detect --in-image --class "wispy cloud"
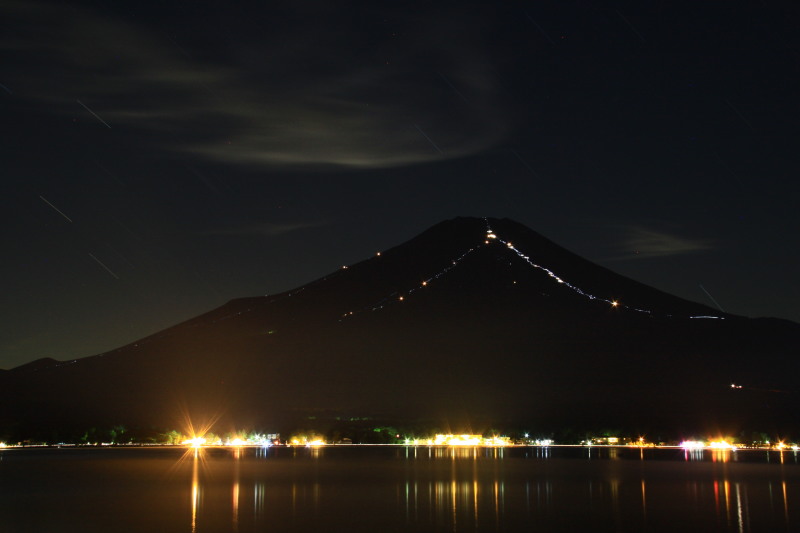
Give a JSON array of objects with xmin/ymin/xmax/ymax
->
[
  {"xmin": 2, "ymin": 1, "xmax": 509, "ymax": 169},
  {"xmin": 607, "ymin": 227, "xmax": 714, "ymax": 261}
]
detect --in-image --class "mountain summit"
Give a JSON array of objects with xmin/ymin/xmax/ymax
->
[{"xmin": 2, "ymin": 217, "xmax": 798, "ymax": 440}]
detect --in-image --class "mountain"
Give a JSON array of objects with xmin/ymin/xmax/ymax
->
[{"xmin": 2, "ymin": 217, "xmax": 798, "ymax": 441}]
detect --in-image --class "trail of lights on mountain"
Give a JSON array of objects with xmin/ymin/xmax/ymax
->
[
  {"xmin": 339, "ymin": 220, "xmax": 723, "ymax": 322},
  {"xmin": 339, "ymin": 247, "xmax": 479, "ymax": 320},
  {"xmin": 483, "ymin": 220, "xmax": 722, "ymax": 320},
  {"xmin": 125, "ymin": 219, "xmax": 723, "ymax": 333},
  {"xmin": 483, "ymin": 222, "xmax": 654, "ymax": 314}
]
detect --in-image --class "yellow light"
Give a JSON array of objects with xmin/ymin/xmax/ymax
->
[
  {"xmin": 611, "ymin": 301, "xmax": 618, "ymax": 307},
  {"xmin": 433, "ymin": 434, "xmax": 486, "ymax": 446},
  {"xmin": 307, "ymin": 439, "xmax": 326, "ymax": 446},
  {"xmin": 399, "ymin": 296, "xmax": 404, "ymax": 301},
  {"xmin": 487, "ymin": 234, "xmax": 497, "ymax": 239},
  {"xmin": 230, "ymin": 438, "xmax": 245, "ymax": 446},
  {"xmin": 507, "ymin": 242, "xmax": 513, "ymax": 248},
  {"xmin": 376, "ymin": 252, "xmax": 381, "ymax": 256},
  {"xmin": 0, "ymin": 442, "xmax": 6, "ymax": 448},
  {"xmin": 708, "ymin": 440, "xmax": 736, "ymax": 450},
  {"xmin": 182, "ymin": 436, "xmax": 207, "ymax": 448},
  {"xmin": 485, "ymin": 436, "xmax": 511, "ymax": 447},
  {"xmin": 422, "ymin": 281, "xmax": 427, "ymax": 286}
]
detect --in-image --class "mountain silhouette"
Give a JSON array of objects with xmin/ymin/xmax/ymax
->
[{"xmin": 2, "ymin": 217, "xmax": 798, "ymax": 441}]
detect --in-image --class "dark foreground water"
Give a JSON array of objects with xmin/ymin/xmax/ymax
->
[{"xmin": 1, "ymin": 445, "xmax": 798, "ymax": 532}]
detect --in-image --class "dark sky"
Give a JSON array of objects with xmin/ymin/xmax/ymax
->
[{"xmin": 2, "ymin": 0, "xmax": 798, "ymax": 369}]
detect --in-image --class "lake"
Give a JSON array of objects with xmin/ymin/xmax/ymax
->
[{"xmin": 0, "ymin": 445, "xmax": 798, "ymax": 532}]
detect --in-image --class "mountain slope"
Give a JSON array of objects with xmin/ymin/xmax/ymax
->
[{"xmin": 1, "ymin": 217, "xmax": 798, "ymax": 440}]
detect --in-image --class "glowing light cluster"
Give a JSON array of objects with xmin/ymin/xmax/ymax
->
[
  {"xmin": 406, "ymin": 434, "xmax": 511, "ymax": 446},
  {"xmin": 708, "ymin": 440, "xmax": 737, "ymax": 450},
  {"xmin": 179, "ymin": 432, "xmax": 277, "ymax": 448},
  {"xmin": 182, "ymin": 437, "xmax": 207, "ymax": 448},
  {"xmin": 483, "ymin": 436, "xmax": 512, "ymax": 447},
  {"xmin": 434, "ymin": 434, "xmax": 481, "ymax": 446},
  {"xmin": 584, "ymin": 436, "xmax": 620, "ymax": 446},
  {"xmin": 289, "ymin": 436, "xmax": 326, "ymax": 446},
  {"xmin": 249, "ymin": 434, "xmax": 278, "ymax": 447},
  {"xmin": 770, "ymin": 442, "xmax": 800, "ymax": 451},
  {"xmin": 680, "ymin": 440, "xmax": 739, "ymax": 450}
]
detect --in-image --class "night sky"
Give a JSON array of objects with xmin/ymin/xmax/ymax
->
[{"xmin": 2, "ymin": 0, "xmax": 798, "ymax": 369}]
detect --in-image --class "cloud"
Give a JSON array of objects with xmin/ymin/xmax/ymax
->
[
  {"xmin": 2, "ymin": 1, "xmax": 509, "ymax": 169},
  {"xmin": 607, "ymin": 227, "xmax": 714, "ymax": 260}
]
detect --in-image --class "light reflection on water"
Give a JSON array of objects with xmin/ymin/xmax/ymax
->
[{"xmin": 0, "ymin": 446, "xmax": 798, "ymax": 532}]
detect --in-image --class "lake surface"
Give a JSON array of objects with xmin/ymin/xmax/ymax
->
[{"xmin": 1, "ymin": 445, "xmax": 798, "ymax": 532}]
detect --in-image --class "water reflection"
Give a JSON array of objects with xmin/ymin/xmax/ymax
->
[
  {"xmin": 641, "ymin": 480, "xmax": 647, "ymax": 520},
  {"xmin": 232, "ymin": 449, "xmax": 240, "ymax": 532},
  {"xmin": 399, "ymin": 477, "xmax": 505, "ymax": 530},
  {"xmin": 190, "ymin": 452, "xmax": 200, "ymax": 533},
  {"xmin": 685, "ymin": 448, "xmax": 705, "ymax": 461},
  {"xmin": 254, "ymin": 482, "xmax": 265, "ymax": 522},
  {"xmin": 174, "ymin": 446, "xmax": 798, "ymax": 532},
  {"xmin": 783, "ymin": 481, "xmax": 789, "ymax": 524}
]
